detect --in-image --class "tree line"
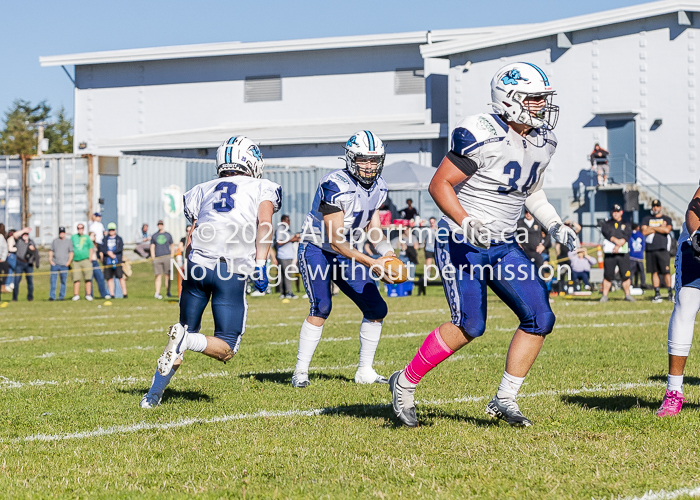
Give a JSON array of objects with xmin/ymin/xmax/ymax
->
[{"xmin": 0, "ymin": 100, "xmax": 73, "ymax": 155}]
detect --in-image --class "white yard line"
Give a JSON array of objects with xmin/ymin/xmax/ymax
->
[
  {"xmin": 7, "ymin": 380, "xmax": 665, "ymax": 443},
  {"xmin": 597, "ymin": 485, "xmax": 700, "ymax": 500}
]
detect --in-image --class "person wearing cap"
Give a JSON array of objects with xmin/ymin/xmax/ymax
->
[
  {"xmin": 150, "ymin": 220, "xmax": 174, "ymax": 300},
  {"xmin": 99, "ymin": 222, "xmax": 127, "ymax": 299},
  {"xmin": 71, "ymin": 223, "xmax": 94, "ymax": 301},
  {"xmin": 89, "ymin": 213, "xmax": 105, "ymax": 246},
  {"xmin": 600, "ymin": 204, "xmax": 634, "ymax": 302},
  {"xmin": 642, "ymin": 199, "xmax": 674, "ymax": 303},
  {"xmin": 48, "ymin": 227, "xmax": 73, "ymax": 301},
  {"xmin": 516, "ymin": 209, "xmax": 548, "ymax": 269}
]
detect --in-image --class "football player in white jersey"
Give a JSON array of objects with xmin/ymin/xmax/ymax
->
[
  {"xmin": 292, "ymin": 131, "xmax": 397, "ymax": 388},
  {"xmin": 140, "ymin": 136, "xmax": 281, "ymax": 408},
  {"xmin": 656, "ymin": 185, "xmax": 700, "ymax": 417},
  {"xmin": 389, "ymin": 63, "xmax": 578, "ymax": 427}
]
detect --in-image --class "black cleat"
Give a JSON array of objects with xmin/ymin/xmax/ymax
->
[
  {"xmin": 485, "ymin": 396, "xmax": 532, "ymax": 427},
  {"xmin": 389, "ymin": 370, "xmax": 418, "ymax": 428}
]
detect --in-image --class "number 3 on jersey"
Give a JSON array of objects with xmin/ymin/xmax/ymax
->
[
  {"xmin": 498, "ymin": 161, "xmax": 541, "ymax": 195},
  {"xmin": 214, "ymin": 181, "xmax": 237, "ymax": 212}
]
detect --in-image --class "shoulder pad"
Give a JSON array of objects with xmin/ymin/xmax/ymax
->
[{"xmin": 451, "ymin": 114, "xmax": 507, "ymax": 156}]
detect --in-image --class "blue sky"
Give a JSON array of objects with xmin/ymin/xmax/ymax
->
[{"xmin": 1, "ymin": 0, "xmax": 650, "ymax": 122}]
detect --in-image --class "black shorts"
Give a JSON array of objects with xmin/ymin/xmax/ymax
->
[
  {"xmin": 104, "ymin": 265, "xmax": 124, "ymax": 280},
  {"xmin": 646, "ymin": 250, "xmax": 671, "ymax": 275},
  {"xmin": 603, "ymin": 253, "xmax": 631, "ymax": 281},
  {"xmin": 425, "ymin": 250, "xmax": 435, "ymax": 260}
]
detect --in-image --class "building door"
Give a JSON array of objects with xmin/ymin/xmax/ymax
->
[
  {"xmin": 99, "ymin": 175, "xmax": 118, "ymax": 227},
  {"xmin": 606, "ymin": 119, "xmax": 636, "ymax": 184}
]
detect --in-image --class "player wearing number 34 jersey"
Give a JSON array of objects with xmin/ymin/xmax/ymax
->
[
  {"xmin": 140, "ymin": 136, "xmax": 281, "ymax": 409},
  {"xmin": 389, "ymin": 62, "xmax": 579, "ymax": 428}
]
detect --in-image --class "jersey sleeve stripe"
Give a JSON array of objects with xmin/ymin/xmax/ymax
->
[{"xmin": 461, "ymin": 136, "xmax": 505, "ymax": 155}]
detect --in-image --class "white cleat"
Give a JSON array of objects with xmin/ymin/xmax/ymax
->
[
  {"xmin": 139, "ymin": 391, "xmax": 163, "ymax": 409},
  {"xmin": 354, "ymin": 367, "xmax": 389, "ymax": 385},
  {"xmin": 157, "ymin": 324, "xmax": 188, "ymax": 375},
  {"xmin": 291, "ymin": 371, "xmax": 310, "ymax": 388}
]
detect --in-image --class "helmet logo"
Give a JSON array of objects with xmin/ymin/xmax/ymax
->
[
  {"xmin": 501, "ymin": 69, "xmax": 529, "ymax": 85},
  {"xmin": 248, "ymin": 145, "xmax": 262, "ymax": 161},
  {"xmin": 346, "ymin": 135, "xmax": 359, "ymax": 148}
]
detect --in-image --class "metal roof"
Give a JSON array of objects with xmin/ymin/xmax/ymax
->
[
  {"xmin": 39, "ymin": 27, "xmax": 521, "ymax": 67},
  {"xmin": 97, "ymin": 115, "xmax": 442, "ymax": 152},
  {"xmin": 421, "ymin": 0, "xmax": 700, "ymax": 58}
]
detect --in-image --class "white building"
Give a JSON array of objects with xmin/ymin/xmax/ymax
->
[{"xmin": 40, "ymin": 0, "xmax": 700, "ymax": 238}]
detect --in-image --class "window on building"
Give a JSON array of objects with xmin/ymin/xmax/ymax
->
[
  {"xmin": 394, "ymin": 68, "xmax": 425, "ymax": 95},
  {"xmin": 245, "ymin": 75, "xmax": 282, "ymax": 102}
]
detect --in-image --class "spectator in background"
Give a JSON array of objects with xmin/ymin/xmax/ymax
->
[
  {"xmin": 49, "ymin": 227, "xmax": 74, "ymax": 301},
  {"xmin": 517, "ymin": 209, "xmax": 547, "ymax": 269},
  {"xmin": 590, "ymin": 143, "xmax": 610, "ymax": 185},
  {"xmin": 568, "ymin": 247, "xmax": 597, "ymax": 291},
  {"xmin": 629, "ymin": 223, "xmax": 646, "ymax": 289},
  {"xmin": 380, "ymin": 197, "xmax": 400, "ymax": 221},
  {"xmin": 13, "ymin": 229, "xmax": 39, "ymax": 302},
  {"xmin": 179, "ymin": 225, "xmax": 192, "ymax": 256},
  {"xmin": 71, "ymin": 223, "xmax": 94, "ymax": 301},
  {"xmin": 424, "ymin": 217, "xmax": 437, "ymax": 267},
  {"xmin": 100, "ymin": 222, "xmax": 127, "ymax": 299},
  {"xmin": 89, "ymin": 231, "xmax": 109, "ymax": 299},
  {"xmin": 399, "ymin": 198, "xmax": 419, "ymax": 221},
  {"xmin": 0, "ymin": 224, "xmax": 8, "ymax": 298},
  {"xmin": 134, "ymin": 223, "xmax": 150, "ymax": 258},
  {"xmin": 600, "ymin": 204, "xmax": 634, "ymax": 302},
  {"xmin": 5, "ymin": 228, "xmax": 26, "ymax": 292},
  {"xmin": 276, "ymin": 215, "xmax": 300, "ymax": 299},
  {"xmin": 642, "ymin": 199, "xmax": 674, "ymax": 303},
  {"xmin": 89, "ymin": 213, "xmax": 105, "ymax": 246},
  {"xmin": 150, "ymin": 220, "xmax": 173, "ymax": 300}
]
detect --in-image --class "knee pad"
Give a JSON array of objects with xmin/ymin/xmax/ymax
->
[
  {"xmin": 459, "ymin": 316, "xmax": 486, "ymax": 338},
  {"xmin": 361, "ymin": 299, "xmax": 387, "ymax": 321},
  {"xmin": 314, "ymin": 298, "xmax": 333, "ymax": 319},
  {"xmin": 520, "ymin": 310, "xmax": 556, "ymax": 336}
]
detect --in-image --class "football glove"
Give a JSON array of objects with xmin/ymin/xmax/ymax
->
[
  {"xmin": 461, "ymin": 216, "xmax": 491, "ymax": 249},
  {"xmin": 548, "ymin": 222, "xmax": 579, "ymax": 252},
  {"xmin": 691, "ymin": 231, "xmax": 700, "ymax": 263},
  {"xmin": 252, "ymin": 264, "xmax": 269, "ymax": 293}
]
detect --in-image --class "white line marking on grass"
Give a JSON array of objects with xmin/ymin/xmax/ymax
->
[
  {"xmin": 8, "ymin": 380, "xmax": 666, "ymax": 443},
  {"xmin": 597, "ymin": 485, "xmax": 700, "ymax": 500}
]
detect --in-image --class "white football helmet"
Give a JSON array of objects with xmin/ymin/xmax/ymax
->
[
  {"xmin": 216, "ymin": 136, "xmax": 264, "ymax": 178},
  {"xmin": 343, "ymin": 130, "xmax": 386, "ymax": 185},
  {"xmin": 490, "ymin": 62, "xmax": 558, "ymax": 130}
]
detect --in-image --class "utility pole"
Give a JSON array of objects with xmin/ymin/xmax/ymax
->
[{"xmin": 36, "ymin": 120, "xmax": 48, "ymax": 156}]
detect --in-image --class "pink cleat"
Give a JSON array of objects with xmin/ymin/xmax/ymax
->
[{"xmin": 656, "ymin": 390, "xmax": 685, "ymax": 417}]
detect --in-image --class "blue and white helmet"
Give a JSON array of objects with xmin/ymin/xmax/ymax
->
[
  {"xmin": 216, "ymin": 136, "xmax": 264, "ymax": 178},
  {"xmin": 490, "ymin": 62, "xmax": 559, "ymax": 130},
  {"xmin": 343, "ymin": 130, "xmax": 386, "ymax": 185}
]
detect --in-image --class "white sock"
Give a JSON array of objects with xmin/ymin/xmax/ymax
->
[
  {"xmin": 668, "ymin": 287, "xmax": 700, "ymax": 356},
  {"xmin": 668, "ymin": 374, "xmax": 684, "ymax": 394},
  {"xmin": 496, "ymin": 371, "xmax": 525, "ymax": 400},
  {"xmin": 187, "ymin": 332, "xmax": 207, "ymax": 353},
  {"xmin": 148, "ymin": 367, "xmax": 175, "ymax": 396},
  {"xmin": 358, "ymin": 318, "xmax": 382, "ymax": 370},
  {"xmin": 295, "ymin": 320, "xmax": 323, "ymax": 373}
]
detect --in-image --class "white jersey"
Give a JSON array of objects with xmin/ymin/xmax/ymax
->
[
  {"xmin": 184, "ymin": 176, "xmax": 281, "ymax": 273},
  {"xmin": 301, "ymin": 169, "xmax": 387, "ymax": 254},
  {"xmin": 446, "ymin": 113, "xmax": 557, "ymax": 242}
]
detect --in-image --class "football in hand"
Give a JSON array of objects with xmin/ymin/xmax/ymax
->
[{"xmin": 382, "ymin": 257, "xmax": 409, "ymax": 283}]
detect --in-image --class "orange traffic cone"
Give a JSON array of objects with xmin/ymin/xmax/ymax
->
[{"xmin": 597, "ymin": 245, "xmax": 604, "ymax": 268}]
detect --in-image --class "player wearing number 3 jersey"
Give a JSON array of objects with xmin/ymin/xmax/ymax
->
[
  {"xmin": 389, "ymin": 63, "xmax": 579, "ymax": 428},
  {"xmin": 140, "ymin": 136, "xmax": 281, "ymax": 409}
]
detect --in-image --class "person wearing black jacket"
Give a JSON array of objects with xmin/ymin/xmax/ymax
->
[
  {"xmin": 516, "ymin": 209, "xmax": 547, "ymax": 269},
  {"xmin": 600, "ymin": 204, "xmax": 634, "ymax": 302},
  {"xmin": 642, "ymin": 199, "xmax": 674, "ymax": 303},
  {"xmin": 12, "ymin": 229, "xmax": 39, "ymax": 302},
  {"xmin": 99, "ymin": 222, "xmax": 128, "ymax": 299}
]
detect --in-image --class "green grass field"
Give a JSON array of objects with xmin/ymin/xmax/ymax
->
[{"xmin": 2, "ymin": 260, "xmax": 699, "ymax": 499}]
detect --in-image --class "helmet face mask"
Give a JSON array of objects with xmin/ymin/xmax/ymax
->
[
  {"xmin": 343, "ymin": 131, "xmax": 386, "ymax": 186},
  {"xmin": 490, "ymin": 63, "xmax": 559, "ymax": 131},
  {"xmin": 216, "ymin": 136, "xmax": 264, "ymax": 178}
]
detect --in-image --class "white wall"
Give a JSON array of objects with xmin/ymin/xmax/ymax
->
[
  {"xmin": 447, "ymin": 14, "xmax": 699, "ymax": 189},
  {"xmin": 74, "ymin": 44, "xmax": 430, "ymax": 156}
]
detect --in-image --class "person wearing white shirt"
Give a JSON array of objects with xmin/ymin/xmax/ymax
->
[
  {"xmin": 89, "ymin": 213, "xmax": 105, "ymax": 246},
  {"xmin": 276, "ymin": 215, "xmax": 300, "ymax": 299}
]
